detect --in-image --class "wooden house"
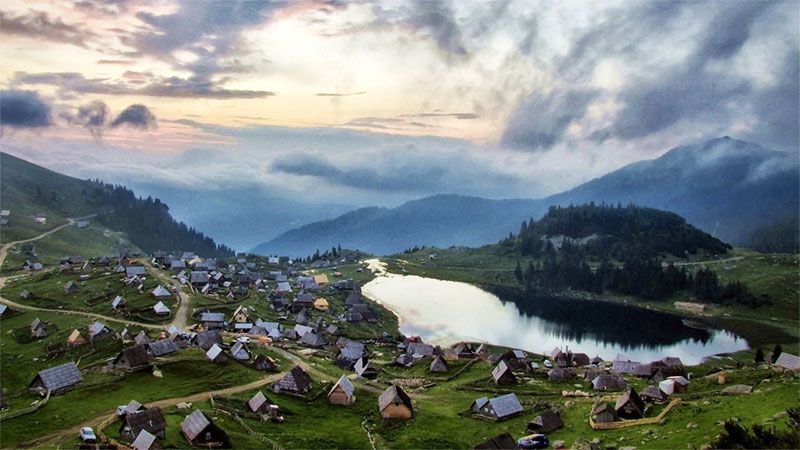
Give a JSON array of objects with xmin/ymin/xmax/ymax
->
[
  {"xmin": 429, "ymin": 355, "xmax": 449, "ymax": 373},
  {"xmin": 29, "ymin": 362, "xmax": 83, "ymax": 395},
  {"xmin": 112, "ymin": 295, "xmax": 126, "ymax": 311},
  {"xmin": 251, "ymin": 355, "xmax": 278, "ymax": 372},
  {"xmin": 248, "ymin": 391, "xmax": 280, "ymax": 418},
  {"xmin": 492, "ymin": 361, "xmax": 516, "ymax": 385},
  {"xmin": 641, "ymin": 385, "xmax": 668, "ymax": 403},
  {"xmin": 230, "ymin": 342, "xmax": 250, "ymax": 361},
  {"xmin": 88, "ymin": 321, "xmax": 112, "ymax": 341},
  {"xmin": 354, "ymin": 357, "xmax": 379, "ymax": 380},
  {"xmin": 30, "ymin": 318, "xmax": 47, "ymax": 338},
  {"xmin": 200, "ymin": 312, "xmax": 225, "ymax": 330},
  {"xmin": 547, "ymin": 368, "xmax": 576, "ymax": 382},
  {"xmin": 64, "ymin": 281, "xmax": 79, "ymax": 294},
  {"xmin": 378, "ymin": 385, "xmax": 412, "ymax": 420},
  {"xmin": 151, "ymin": 285, "xmax": 172, "ymax": 298},
  {"xmin": 113, "ymin": 345, "xmax": 151, "ymax": 371},
  {"xmin": 273, "ymin": 366, "xmax": 313, "ymax": 396},
  {"xmin": 231, "ymin": 305, "xmax": 250, "ymax": 323},
  {"xmin": 453, "ymin": 342, "xmax": 476, "ymax": 359},
  {"xmin": 193, "ymin": 330, "xmax": 222, "ymax": 351},
  {"xmin": 134, "ymin": 331, "xmax": 151, "ymax": 347},
  {"xmin": 470, "ymin": 393, "xmax": 523, "ymax": 421},
  {"xmin": 206, "ymin": 344, "xmax": 228, "ymax": 363},
  {"xmin": 474, "ymin": 433, "xmax": 519, "ymax": 449},
  {"xmin": 591, "ymin": 374, "xmax": 628, "ymax": 391},
  {"xmin": 314, "ymin": 298, "xmax": 329, "ymax": 312},
  {"xmin": 591, "ymin": 402, "xmax": 618, "ymax": 423},
  {"xmin": 180, "ymin": 410, "xmax": 229, "ymax": 448},
  {"xmin": 153, "ymin": 301, "xmax": 170, "ymax": 316},
  {"xmin": 67, "ymin": 329, "xmax": 87, "ymax": 347},
  {"xmin": 528, "ymin": 409, "xmax": 564, "ymax": 433},
  {"xmin": 300, "ymin": 330, "xmax": 326, "ymax": 348},
  {"xmin": 148, "ymin": 339, "xmax": 178, "ymax": 357},
  {"xmin": 615, "ymin": 388, "xmax": 645, "ymax": 419},
  {"xmin": 119, "ymin": 407, "xmax": 166, "ymax": 440},
  {"xmin": 131, "ymin": 430, "xmax": 158, "ymax": 450},
  {"xmin": 328, "ymin": 375, "xmax": 356, "ymax": 405}
]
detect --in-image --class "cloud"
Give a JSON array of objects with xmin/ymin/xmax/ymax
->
[
  {"xmin": 110, "ymin": 104, "xmax": 156, "ymax": 129},
  {"xmin": 399, "ymin": 112, "xmax": 478, "ymax": 120},
  {"xmin": 0, "ymin": 10, "xmax": 97, "ymax": 47},
  {"xmin": 122, "ymin": 1, "xmax": 288, "ymax": 87},
  {"xmin": 501, "ymin": 89, "xmax": 597, "ymax": 150},
  {"xmin": 400, "ymin": 1, "xmax": 467, "ymax": 56},
  {"xmin": 315, "ymin": 91, "xmax": 367, "ymax": 97},
  {"xmin": 96, "ymin": 59, "xmax": 135, "ymax": 65},
  {"xmin": 60, "ymin": 100, "xmax": 109, "ymax": 140},
  {"xmin": 501, "ymin": 1, "xmax": 798, "ymax": 153},
  {"xmin": 12, "ymin": 71, "xmax": 275, "ymax": 99},
  {"xmin": 0, "ymin": 90, "xmax": 52, "ymax": 128}
]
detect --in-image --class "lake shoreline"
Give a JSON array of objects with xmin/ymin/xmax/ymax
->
[{"xmin": 361, "ymin": 260, "xmax": 749, "ymax": 364}]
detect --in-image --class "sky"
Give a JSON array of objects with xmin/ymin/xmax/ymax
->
[{"xmin": 1, "ymin": 0, "xmax": 798, "ymax": 206}]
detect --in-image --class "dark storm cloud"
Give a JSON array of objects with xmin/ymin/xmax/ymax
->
[
  {"xmin": 501, "ymin": 90, "xmax": 596, "ymax": 150},
  {"xmin": 502, "ymin": 1, "xmax": 798, "ymax": 152},
  {"xmin": 110, "ymin": 104, "xmax": 156, "ymax": 129},
  {"xmin": 12, "ymin": 72, "xmax": 275, "ymax": 99},
  {"xmin": 60, "ymin": 100, "xmax": 109, "ymax": 140},
  {"xmin": 0, "ymin": 90, "xmax": 52, "ymax": 128},
  {"xmin": 0, "ymin": 10, "xmax": 97, "ymax": 48}
]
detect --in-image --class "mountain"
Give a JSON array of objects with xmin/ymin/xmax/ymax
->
[
  {"xmin": 251, "ymin": 195, "xmax": 543, "ymax": 257},
  {"xmin": 544, "ymin": 136, "xmax": 799, "ymax": 245},
  {"xmin": 128, "ymin": 182, "xmax": 354, "ymax": 252},
  {"xmin": 0, "ymin": 152, "xmax": 233, "ymax": 257},
  {"xmin": 254, "ymin": 137, "xmax": 798, "ymax": 256}
]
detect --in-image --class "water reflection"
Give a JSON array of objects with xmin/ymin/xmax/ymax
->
[{"xmin": 362, "ymin": 273, "xmax": 748, "ymax": 364}]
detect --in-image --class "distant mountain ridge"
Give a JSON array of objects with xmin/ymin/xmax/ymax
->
[
  {"xmin": 253, "ymin": 137, "xmax": 799, "ymax": 257},
  {"xmin": 0, "ymin": 152, "xmax": 233, "ymax": 257}
]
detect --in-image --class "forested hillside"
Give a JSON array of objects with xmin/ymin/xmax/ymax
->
[{"xmin": 0, "ymin": 153, "xmax": 232, "ymax": 257}]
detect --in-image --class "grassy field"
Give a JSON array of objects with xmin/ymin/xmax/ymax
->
[
  {"xmin": 1, "ymin": 223, "xmax": 139, "ymax": 275},
  {"xmin": 1, "ymin": 263, "xmax": 175, "ymax": 322}
]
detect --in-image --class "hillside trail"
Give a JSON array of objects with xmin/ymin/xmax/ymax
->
[
  {"xmin": 18, "ymin": 372, "xmax": 284, "ymax": 448},
  {"xmin": 142, "ymin": 259, "xmax": 191, "ymax": 329},
  {"xmin": 0, "ymin": 214, "xmax": 164, "ymax": 330}
]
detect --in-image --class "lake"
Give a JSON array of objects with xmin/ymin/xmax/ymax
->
[{"xmin": 361, "ymin": 262, "xmax": 748, "ymax": 364}]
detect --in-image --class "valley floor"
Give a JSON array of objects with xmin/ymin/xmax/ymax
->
[{"xmin": 0, "ymin": 226, "xmax": 798, "ymax": 449}]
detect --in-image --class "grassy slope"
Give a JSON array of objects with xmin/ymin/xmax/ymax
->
[
  {"xmin": 1, "ymin": 223, "xmax": 140, "ymax": 275},
  {"xmin": 1, "ymin": 262, "xmax": 175, "ymax": 322}
]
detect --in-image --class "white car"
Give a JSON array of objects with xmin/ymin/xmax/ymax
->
[
  {"xmin": 543, "ymin": 360, "xmax": 553, "ymax": 368},
  {"xmin": 79, "ymin": 427, "xmax": 97, "ymax": 443},
  {"xmin": 237, "ymin": 337, "xmax": 251, "ymax": 344}
]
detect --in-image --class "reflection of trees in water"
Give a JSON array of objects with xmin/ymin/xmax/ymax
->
[{"xmin": 494, "ymin": 287, "xmax": 713, "ymax": 350}]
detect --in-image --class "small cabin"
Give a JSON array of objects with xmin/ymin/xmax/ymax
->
[
  {"xmin": 591, "ymin": 402, "xmax": 618, "ymax": 423},
  {"xmin": 273, "ymin": 366, "xmax": 313, "ymax": 396},
  {"xmin": 615, "ymin": 388, "xmax": 645, "ymax": 419},
  {"xmin": 491, "ymin": 360, "xmax": 516, "ymax": 385},
  {"xmin": 112, "ymin": 345, "xmax": 151, "ymax": 371},
  {"xmin": 119, "ymin": 407, "xmax": 166, "ymax": 440},
  {"xmin": 470, "ymin": 393, "xmax": 523, "ymax": 421},
  {"xmin": 248, "ymin": 391, "xmax": 279, "ymax": 419},
  {"xmin": 328, "ymin": 375, "xmax": 356, "ymax": 406},
  {"xmin": 180, "ymin": 410, "xmax": 229, "ymax": 448},
  {"xmin": 378, "ymin": 385, "xmax": 412, "ymax": 420},
  {"xmin": 528, "ymin": 409, "xmax": 564, "ymax": 433},
  {"xmin": 429, "ymin": 355, "xmax": 449, "ymax": 373},
  {"xmin": 29, "ymin": 362, "xmax": 83, "ymax": 395}
]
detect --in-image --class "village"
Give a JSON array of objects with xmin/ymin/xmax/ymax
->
[{"xmin": 0, "ymin": 240, "xmax": 798, "ymax": 449}]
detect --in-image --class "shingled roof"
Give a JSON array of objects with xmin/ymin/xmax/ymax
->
[
  {"xmin": 31, "ymin": 362, "xmax": 83, "ymax": 391},
  {"xmin": 148, "ymin": 339, "xmax": 178, "ymax": 357},
  {"xmin": 488, "ymin": 393, "xmax": 523, "ymax": 419},
  {"xmin": 131, "ymin": 430, "xmax": 156, "ymax": 450},
  {"xmin": 125, "ymin": 407, "xmax": 166, "ymax": 437},
  {"xmin": 181, "ymin": 409, "xmax": 210, "ymax": 441},
  {"xmin": 378, "ymin": 385, "xmax": 412, "ymax": 411}
]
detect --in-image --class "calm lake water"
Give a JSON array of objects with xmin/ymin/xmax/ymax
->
[{"xmin": 361, "ymin": 263, "xmax": 748, "ymax": 364}]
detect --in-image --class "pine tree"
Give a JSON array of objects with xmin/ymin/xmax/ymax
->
[
  {"xmin": 754, "ymin": 348, "xmax": 764, "ymax": 363},
  {"xmin": 514, "ymin": 260, "xmax": 523, "ymax": 284}
]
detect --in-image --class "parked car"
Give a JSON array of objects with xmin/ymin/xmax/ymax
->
[
  {"xmin": 79, "ymin": 427, "xmax": 97, "ymax": 443},
  {"xmin": 543, "ymin": 360, "xmax": 553, "ymax": 368},
  {"xmin": 237, "ymin": 337, "xmax": 251, "ymax": 344},
  {"xmin": 517, "ymin": 434, "xmax": 549, "ymax": 449}
]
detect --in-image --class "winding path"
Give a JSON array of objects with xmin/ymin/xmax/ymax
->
[{"xmin": 0, "ymin": 215, "xmax": 178, "ymax": 331}]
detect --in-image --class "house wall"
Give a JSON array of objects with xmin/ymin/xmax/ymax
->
[
  {"xmin": 381, "ymin": 404, "xmax": 412, "ymax": 419},
  {"xmin": 328, "ymin": 387, "xmax": 354, "ymax": 405}
]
